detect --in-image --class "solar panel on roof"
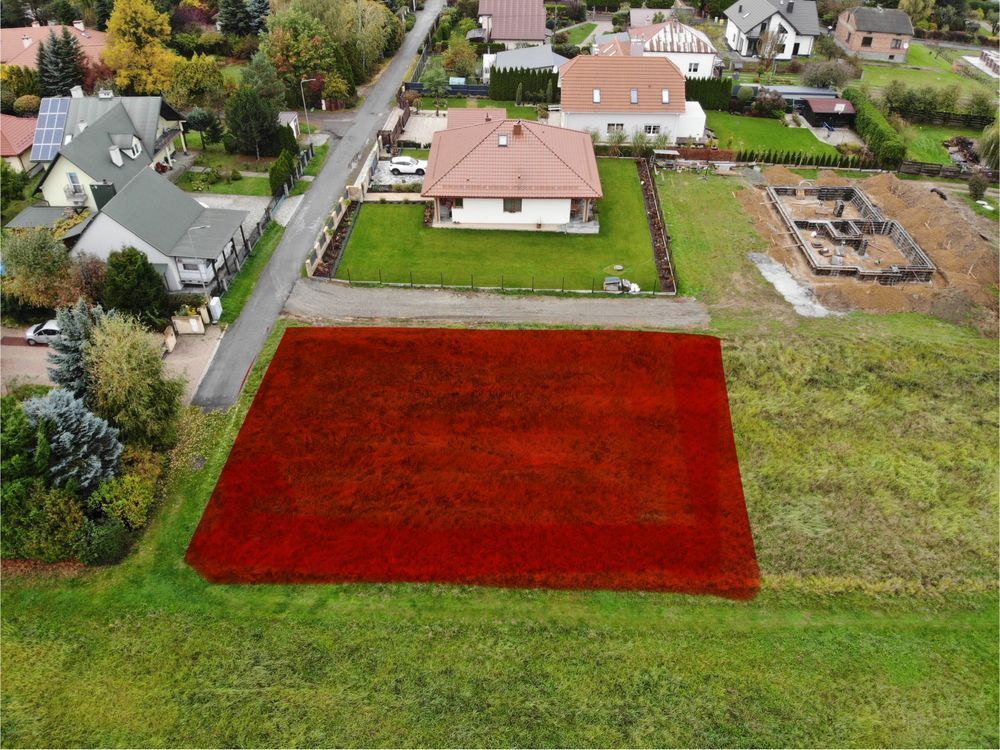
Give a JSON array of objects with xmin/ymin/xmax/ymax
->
[{"xmin": 30, "ymin": 97, "xmax": 70, "ymax": 162}]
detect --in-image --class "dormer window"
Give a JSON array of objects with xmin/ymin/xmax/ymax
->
[
  {"xmin": 630, "ymin": 88, "xmax": 638, "ymax": 104},
  {"xmin": 661, "ymin": 88, "xmax": 670, "ymax": 104},
  {"xmin": 593, "ymin": 88, "xmax": 601, "ymax": 103}
]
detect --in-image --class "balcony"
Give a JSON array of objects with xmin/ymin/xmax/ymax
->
[{"xmin": 63, "ymin": 184, "xmax": 87, "ymax": 205}]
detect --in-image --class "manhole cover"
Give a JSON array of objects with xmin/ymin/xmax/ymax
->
[{"xmin": 614, "ymin": 264, "xmax": 624, "ymax": 271}]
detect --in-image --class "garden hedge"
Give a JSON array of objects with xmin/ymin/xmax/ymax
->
[
  {"xmin": 685, "ymin": 77, "xmax": 732, "ymax": 111},
  {"xmin": 843, "ymin": 88, "xmax": 906, "ymax": 168},
  {"xmin": 488, "ymin": 67, "xmax": 559, "ymax": 102}
]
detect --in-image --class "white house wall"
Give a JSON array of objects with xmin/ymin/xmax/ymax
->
[
  {"xmin": 451, "ymin": 197, "xmax": 570, "ymax": 227},
  {"xmin": 643, "ymin": 51, "xmax": 716, "ymax": 79},
  {"xmin": 73, "ymin": 213, "xmax": 182, "ymax": 290},
  {"xmin": 41, "ymin": 156, "xmax": 99, "ymax": 211},
  {"xmin": 560, "ymin": 111, "xmax": 704, "ymax": 141},
  {"xmin": 726, "ymin": 15, "xmax": 813, "ymax": 58}
]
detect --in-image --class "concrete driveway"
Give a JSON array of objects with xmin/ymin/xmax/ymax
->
[{"xmin": 284, "ymin": 278, "xmax": 711, "ymax": 329}]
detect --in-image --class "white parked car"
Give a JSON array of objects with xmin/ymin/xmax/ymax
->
[
  {"xmin": 389, "ymin": 156, "xmax": 427, "ymax": 176},
  {"xmin": 25, "ymin": 319, "xmax": 61, "ymax": 345}
]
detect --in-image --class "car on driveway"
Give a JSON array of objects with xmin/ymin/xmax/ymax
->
[
  {"xmin": 25, "ymin": 319, "xmax": 60, "ymax": 346},
  {"xmin": 389, "ymin": 156, "xmax": 427, "ymax": 175}
]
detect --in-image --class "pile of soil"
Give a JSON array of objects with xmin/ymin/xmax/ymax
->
[
  {"xmin": 761, "ymin": 165, "xmax": 801, "ymax": 184},
  {"xmin": 742, "ymin": 172, "xmax": 999, "ymax": 334},
  {"xmin": 815, "ymin": 169, "xmax": 850, "ymax": 187}
]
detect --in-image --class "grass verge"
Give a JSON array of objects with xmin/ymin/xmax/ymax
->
[{"xmin": 217, "ymin": 223, "xmax": 285, "ymax": 324}]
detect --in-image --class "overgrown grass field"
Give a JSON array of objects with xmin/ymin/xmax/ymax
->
[
  {"xmin": 899, "ymin": 122, "xmax": 984, "ymax": 164},
  {"xmin": 336, "ymin": 159, "xmax": 658, "ymax": 290},
  {"xmin": 706, "ymin": 112, "xmax": 839, "ymax": 157},
  {"xmin": 2, "ymin": 173, "xmax": 997, "ymax": 747}
]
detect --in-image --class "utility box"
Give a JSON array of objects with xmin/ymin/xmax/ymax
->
[{"xmin": 208, "ymin": 296, "xmax": 223, "ymax": 322}]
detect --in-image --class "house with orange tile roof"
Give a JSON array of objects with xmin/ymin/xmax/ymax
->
[
  {"xmin": 1, "ymin": 114, "xmax": 39, "ymax": 173},
  {"xmin": 477, "ymin": 0, "xmax": 548, "ymax": 48},
  {"xmin": 0, "ymin": 22, "xmax": 107, "ymax": 69},
  {"xmin": 556, "ymin": 55, "xmax": 706, "ymax": 143},
  {"xmin": 593, "ymin": 20, "xmax": 719, "ymax": 80},
  {"xmin": 421, "ymin": 119, "xmax": 602, "ymax": 232}
]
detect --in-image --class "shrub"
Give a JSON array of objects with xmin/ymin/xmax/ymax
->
[
  {"xmin": 843, "ymin": 88, "xmax": 906, "ymax": 167},
  {"xmin": 102, "ymin": 247, "xmax": 169, "ymax": 326},
  {"xmin": 73, "ymin": 516, "xmax": 129, "ymax": 565},
  {"xmin": 230, "ymin": 168, "xmax": 243, "ymax": 181},
  {"xmin": 752, "ymin": 89, "xmax": 786, "ymax": 119},
  {"xmin": 23, "ymin": 485, "xmax": 86, "ymax": 563},
  {"xmin": 977, "ymin": 121, "xmax": 999, "ymax": 169},
  {"xmin": 89, "ymin": 473, "xmax": 156, "ymax": 529},
  {"xmin": 801, "ymin": 60, "xmax": 852, "ymax": 88},
  {"xmin": 12, "ymin": 94, "xmax": 40, "ymax": 115},
  {"xmin": 968, "ymin": 173, "xmax": 989, "ymax": 201}
]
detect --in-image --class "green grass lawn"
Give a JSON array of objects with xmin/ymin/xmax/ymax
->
[
  {"xmin": 706, "ymin": 112, "xmax": 838, "ymax": 157},
  {"xmin": 561, "ymin": 21, "xmax": 596, "ymax": 45},
  {"xmin": 302, "ymin": 143, "xmax": 329, "ymax": 177},
  {"xmin": 175, "ymin": 132, "xmax": 277, "ymax": 173},
  {"xmin": 217, "ymin": 223, "xmax": 284, "ymax": 325},
  {"xmin": 220, "ymin": 63, "xmax": 244, "ymax": 86},
  {"xmin": 899, "ymin": 122, "xmax": 983, "ymax": 164},
  {"xmin": 337, "ymin": 159, "xmax": 657, "ymax": 290},
  {"xmin": 860, "ymin": 60, "xmax": 994, "ymax": 97},
  {"xmin": 176, "ymin": 172, "xmax": 272, "ymax": 196},
  {"xmin": 903, "ymin": 42, "xmax": 960, "ymax": 71},
  {"xmin": 402, "ymin": 148, "xmax": 430, "ymax": 159},
  {"xmin": 437, "ymin": 96, "xmax": 539, "ymax": 121}
]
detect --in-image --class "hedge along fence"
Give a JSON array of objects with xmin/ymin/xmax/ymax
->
[
  {"xmin": 842, "ymin": 88, "xmax": 906, "ymax": 169},
  {"xmin": 488, "ymin": 67, "xmax": 560, "ymax": 103},
  {"xmin": 685, "ymin": 77, "xmax": 732, "ymax": 111},
  {"xmin": 732, "ymin": 149, "xmax": 881, "ymax": 169}
]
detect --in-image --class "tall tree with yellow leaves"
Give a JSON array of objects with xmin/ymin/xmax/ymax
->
[{"xmin": 103, "ymin": 0, "xmax": 181, "ymax": 94}]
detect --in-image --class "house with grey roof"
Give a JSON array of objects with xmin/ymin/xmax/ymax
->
[
  {"xmin": 71, "ymin": 169, "xmax": 249, "ymax": 294},
  {"xmin": 482, "ymin": 44, "xmax": 569, "ymax": 84},
  {"xmin": 835, "ymin": 7, "xmax": 913, "ymax": 61},
  {"xmin": 723, "ymin": 0, "xmax": 821, "ymax": 59}
]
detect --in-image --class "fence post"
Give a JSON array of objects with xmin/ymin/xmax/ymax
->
[
  {"xmin": 440, "ymin": 272, "xmax": 443, "ymax": 289},
  {"xmin": 561, "ymin": 276, "xmax": 564, "ymax": 293},
  {"xmin": 378, "ymin": 267, "xmax": 382, "ymax": 285},
  {"xmin": 591, "ymin": 277, "xmax": 594, "ymax": 293},
  {"xmin": 410, "ymin": 271, "xmax": 414, "ymax": 288},
  {"xmin": 501, "ymin": 273, "xmax": 504, "ymax": 291},
  {"xmin": 471, "ymin": 274, "xmax": 474, "ymax": 290},
  {"xmin": 347, "ymin": 268, "xmax": 352, "ymax": 286},
  {"xmin": 531, "ymin": 275, "xmax": 534, "ymax": 292}
]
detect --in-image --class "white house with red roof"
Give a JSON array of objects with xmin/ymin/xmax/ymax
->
[
  {"xmin": 1, "ymin": 114, "xmax": 38, "ymax": 173},
  {"xmin": 594, "ymin": 20, "xmax": 719, "ymax": 79},
  {"xmin": 421, "ymin": 118, "xmax": 602, "ymax": 232},
  {"xmin": 557, "ymin": 55, "xmax": 706, "ymax": 143}
]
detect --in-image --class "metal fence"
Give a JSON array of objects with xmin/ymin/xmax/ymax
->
[
  {"xmin": 403, "ymin": 81, "xmax": 490, "ymax": 97},
  {"xmin": 331, "ymin": 270, "xmax": 669, "ymax": 296}
]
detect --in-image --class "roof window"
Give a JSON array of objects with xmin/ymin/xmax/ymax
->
[
  {"xmin": 630, "ymin": 88, "xmax": 638, "ymax": 104},
  {"xmin": 593, "ymin": 88, "xmax": 601, "ymax": 103},
  {"xmin": 661, "ymin": 88, "xmax": 670, "ymax": 104},
  {"xmin": 498, "ymin": 134, "xmax": 508, "ymax": 147}
]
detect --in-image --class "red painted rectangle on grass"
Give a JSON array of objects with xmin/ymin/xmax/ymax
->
[{"xmin": 186, "ymin": 327, "xmax": 759, "ymax": 598}]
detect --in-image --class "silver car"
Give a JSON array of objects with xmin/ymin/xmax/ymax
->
[
  {"xmin": 25, "ymin": 319, "xmax": 61, "ymax": 345},
  {"xmin": 389, "ymin": 156, "xmax": 427, "ymax": 176}
]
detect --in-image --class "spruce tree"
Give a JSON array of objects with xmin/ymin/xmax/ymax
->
[
  {"xmin": 247, "ymin": 0, "xmax": 268, "ymax": 33},
  {"xmin": 48, "ymin": 299, "xmax": 104, "ymax": 401},
  {"xmin": 37, "ymin": 28, "xmax": 85, "ymax": 96},
  {"xmin": 102, "ymin": 247, "xmax": 169, "ymax": 326},
  {"xmin": 217, "ymin": 0, "xmax": 253, "ymax": 36},
  {"xmin": 22, "ymin": 389, "xmax": 122, "ymax": 493},
  {"xmin": 242, "ymin": 51, "xmax": 286, "ymax": 110}
]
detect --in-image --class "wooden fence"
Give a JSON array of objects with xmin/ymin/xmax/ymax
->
[{"xmin": 898, "ymin": 161, "xmax": 1000, "ymax": 181}]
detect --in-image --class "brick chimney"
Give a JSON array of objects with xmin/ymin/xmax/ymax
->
[{"xmin": 512, "ymin": 121, "xmax": 522, "ymax": 135}]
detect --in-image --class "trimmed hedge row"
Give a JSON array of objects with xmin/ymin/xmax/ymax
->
[
  {"xmin": 685, "ymin": 77, "xmax": 732, "ymax": 111},
  {"xmin": 734, "ymin": 149, "xmax": 879, "ymax": 169},
  {"xmin": 488, "ymin": 67, "xmax": 559, "ymax": 102},
  {"xmin": 843, "ymin": 88, "xmax": 906, "ymax": 168}
]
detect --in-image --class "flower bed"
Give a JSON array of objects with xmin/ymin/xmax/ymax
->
[{"xmin": 186, "ymin": 328, "xmax": 760, "ymax": 598}]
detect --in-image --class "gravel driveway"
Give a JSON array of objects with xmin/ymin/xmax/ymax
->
[{"xmin": 284, "ymin": 278, "xmax": 710, "ymax": 329}]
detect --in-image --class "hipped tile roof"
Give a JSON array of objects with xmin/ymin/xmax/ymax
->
[
  {"xmin": 447, "ymin": 108, "xmax": 507, "ymax": 128},
  {"xmin": 558, "ymin": 56, "xmax": 686, "ymax": 113},
  {"xmin": 422, "ymin": 119, "xmax": 602, "ymax": 199}
]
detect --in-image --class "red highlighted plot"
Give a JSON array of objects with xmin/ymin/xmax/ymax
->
[{"xmin": 186, "ymin": 328, "xmax": 759, "ymax": 598}]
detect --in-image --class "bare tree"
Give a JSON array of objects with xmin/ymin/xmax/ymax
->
[{"xmin": 755, "ymin": 29, "xmax": 785, "ymax": 80}]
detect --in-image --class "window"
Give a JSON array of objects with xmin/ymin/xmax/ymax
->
[
  {"xmin": 182, "ymin": 263, "xmax": 200, "ymax": 272},
  {"xmin": 644, "ymin": 124, "xmax": 660, "ymax": 135},
  {"xmin": 503, "ymin": 198, "xmax": 522, "ymax": 213},
  {"xmin": 498, "ymin": 134, "xmax": 508, "ymax": 147},
  {"xmin": 688, "ymin": 62, "xmax": 699, "ymax": 73},
  {"xmin": 888, "ymin": 54, "xmax": 895, "ymax": 60},
  {"xmin": 861, "ymin": 36, "xmax": 873, "ymax": 47},
  {"xmin": 630, "ymin": 88, "xmax": 638, "ymax": 104},
  {"xmin": 592, "ymin": 88, "xmax": 601, "ymax": 103},
  {"xmin": 661, "ymin": 88, "xmax": 670, "ymax": 104},
  {"xmin": 606, "ymin": 123, "xmax": 624, "ymax": 133},
  {"xmin": 67, "ymin": 172, "xmax": 82, "ymax": 194},
  {"xmin": 453, "ymin": 198, "xmax": 464, "ymax": 208},
  {"xmin": 890, "ymin": 38, "xmax": 902, "ymax": 49}
]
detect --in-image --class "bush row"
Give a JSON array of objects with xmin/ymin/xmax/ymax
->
[
  {"xmin": 488, "ymin": 67, "xmax": 559, "ymax": 102},
  {"xmin": 685, "ymin": 77, "xmax": 732, "ymax": 111},
  {"xmin": 733, "ymin": 149, "xmax": 879, "ymax": 169},
  {"xmin": 843, "ymin": 88, "xmax": 907, "ymax": 168}
]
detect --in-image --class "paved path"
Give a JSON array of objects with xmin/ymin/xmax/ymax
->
[
  {"xmin": 285, "ymin": 278, "xmax": 711, "ymax": 329},
  {"xmin": 192, "ymin": 0, "xmax": 446, "ymax": 410}
]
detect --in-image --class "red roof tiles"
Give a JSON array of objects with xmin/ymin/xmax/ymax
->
[
  {"xmin": 558, "ymin": 56, "xmax": 686, "ymax": 113},
  {"xmin": 422, "ymin": 119, "xmax": 602, "ymax": 199},
  {"xmin": 447, "ymin": 108, "xmax": 507, "ymax": 128},
  {"xmin": 478, "ymin": 0, "xmax": 547, "ymax": 42},
  {"xmin": 0, "ymin": 25, "xmax": 107, "ymax": 69},
  {"xmin": 0, "ymin": 114, "xmax": 37, "ymax": 156}
]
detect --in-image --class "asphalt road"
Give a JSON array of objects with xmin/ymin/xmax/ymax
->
[
  {"xmin": 191, "ymin": 0, "xmax": 445, "ymax": 410},
  {"xmin": 284, "ymin": 278, "xmax": 712, "ymax": 330}
]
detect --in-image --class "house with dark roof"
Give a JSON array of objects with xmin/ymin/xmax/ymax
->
[
  {"xmin": 723, "ymin": 0, "xmax": 821, "ymax": 59},
  {"xmin": 477, "ymin": 0, "xmax": 548, "ymax": 48},
  {"xmin": 557, "ymin": 55, "xmax": 706, "ymax": 143},
  {"xmin": 594, "ymin": 20, "xmax": 719, "ymax": 79},
  {"xmin": 71, "ymin": 169, "xmax": 249, "ymax": 293},
  {"xmin": 1, "ymin": 114, "xmax": 38, "ymax": 173},
  {"xmin": 482, "ymin": 44, "xmax": 568, "ymax": 84},
  {"xmin": 835, "ymin": 7, "xmax": 913, "ymax": 61},
  {"xmin": 421, "ymin": 119, "xmax": 602, "ymax": 232}
]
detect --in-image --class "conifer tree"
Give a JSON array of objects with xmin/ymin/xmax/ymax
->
[
  {"xmin": 247, "ymin": 0, "xmax": 269, "ymax": 33},
  {"xmin": 48, "ymin": 299, "xmax": 104, "ymax": 401},
  {"xmin": 23, "ymin": 389, "xmax": 122, "ymax": 493},
  {"xmin": 37, "ymin": 28, "xmax": 86, "ymax": 96},
  {"xmin": 218, "ymin": 0, "xmax": 253, "ymax": 35}
]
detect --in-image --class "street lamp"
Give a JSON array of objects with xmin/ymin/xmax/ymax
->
[{"xmin": 300, "ymin": 78, "xmax": 316, "ymax": 136}]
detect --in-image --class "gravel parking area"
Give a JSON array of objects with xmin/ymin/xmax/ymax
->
[{"xmin": 372, "ymin": 160, "xmax": 425, "ymax": 187}]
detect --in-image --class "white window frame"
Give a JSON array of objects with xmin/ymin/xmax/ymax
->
[
  {"xmin": 630, "ymin": 88, "xmax": 638, "ymax": 104},
  {"xmin": 661, "ymin": 88, "xmax": 670, "ymax": 104},
  {"xmin": 592, "ymin": 88, "xmax": 601, "ymax": 103},
  {"xmin": 644, "ymin": 124, "xmax": 660, "ymax": 135}
]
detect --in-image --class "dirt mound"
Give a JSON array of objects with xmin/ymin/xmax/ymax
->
[
  {"xmin": 815, "ymin": 169, "xmax": 850, "ymax": 186},
  {"xmin": 762, "ymin": 165, "xmax": 802, "ymax": 184},
  {"xmin": 745, "ymin": 172, "xmax": 999, "ymax": 334}
]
